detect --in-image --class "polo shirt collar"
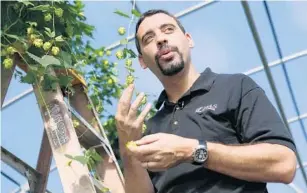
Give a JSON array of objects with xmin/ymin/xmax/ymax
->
[{"xmin": 155, "ymin": 67, "xmax": 217, "ymax": 110}]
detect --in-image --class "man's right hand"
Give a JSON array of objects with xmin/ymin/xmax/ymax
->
[{"xmin": 115, "ymin": 84, "xmax": 152, "ymax": 146}]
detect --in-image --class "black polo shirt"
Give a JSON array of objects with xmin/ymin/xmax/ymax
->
[{"xmin": 144, "ymin": 68, "xmax": 296, "ymax": 193}]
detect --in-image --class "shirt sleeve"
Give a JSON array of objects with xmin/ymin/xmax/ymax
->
[{"xmin": 234, "ymin": 75, "xmax": 297, "ymax": 152}]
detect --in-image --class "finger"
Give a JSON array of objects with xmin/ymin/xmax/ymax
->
[
  {"xmin": 128, "ymin": 143, "xmax": 156, "ymax": 158},
  {"xmin": 117, "ymin": 84, "xmax": 134, "ymax": 116},
  {"xmin": 135, "ymin": 134, "xmax": 160, "ymax": 146},
  {"xmin": 135, "ymin": 103, "xmax": 152, "ymax": 125},
  {"xmin": 141, "ymin": 161, "xmax": 164, "ymax": 172},
  {"xmin": 127, "ymin": 92, "xmax": 145, "ymax": 120}
]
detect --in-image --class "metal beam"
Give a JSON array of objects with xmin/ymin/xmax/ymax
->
[
  {"xmin": 1, "ymin": 146, "xmax": 40, "ymax": 191},
  {"xmin": 241, "ymin": 0, "xmax": 307, "ymax": 185},
  {"xmin": 105, "ymin": 0, "xmax": 217, "ymax": 51},
  {"xmin": 2, "ymin": 88, "xmax": 33, "ymax": 109}
]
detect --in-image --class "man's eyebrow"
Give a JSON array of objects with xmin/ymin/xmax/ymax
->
[{"xmin": 141, "ymin": 23, "xmax": 176, "ymax": 43}]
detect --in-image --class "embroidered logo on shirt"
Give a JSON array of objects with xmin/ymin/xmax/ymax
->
[{"xmin": 195, "ymin": 104, "xmax": 217, "ymax": 114}]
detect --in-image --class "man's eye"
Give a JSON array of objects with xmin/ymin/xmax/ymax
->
[
  {"xmin": 145, "ymin": 36, "xmax": 153, "ymax": 43},
  {"xmin": 165, "ymin": 27, "xmax": 174, "ymax": 33}
]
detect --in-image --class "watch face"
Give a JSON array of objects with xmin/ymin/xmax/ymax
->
[{"xmin": 195, "ymin": 148, "xmax": 207, "ymax": 162}]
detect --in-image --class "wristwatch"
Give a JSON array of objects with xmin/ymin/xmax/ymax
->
[{"xmin": 192, "ymin": 140, "xmax": 208, "ymax": 165}]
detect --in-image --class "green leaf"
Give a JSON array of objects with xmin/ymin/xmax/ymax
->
[
  {"xmin": 120, "ymin": 38, "xmax": 128, "ymax": 45},
  {"xmin": 27, "ymin": 52, "xmax": 61, "ymax": 68},
  {"xmin": 29, "ymin": 5, "xmax": 50, "ymax": 12},
  {"xmin": 59, "ymin": 51, "xmax": 73, "ymax": 68},
  {"xmin": 42, "ymin": 74, "xmax": 58, "ymax": 91},
  {"xmin": 65, "ymin": 154, "xmax": 74, "ymax": 159},
  {"xmin": 18, "ymin": 0, "xmax": 34, "ymax": 6},
  {"xmin": 20, "ymin": 71, "xmax": 36, "ymax": 84},
  {"xmin": 44, "ymin": 27, "xmax": 52, "ymax": 33},
  {"xmin": 91, "ymin": 152, "xmax": 102, "ymax": 162},
  {"xmin": 114, "ymin": 9, "xmax": 130, "ymax": 18},
  {"xmin": 72, "ymin": 155, "xmax": 87, "ymax": 165},
  {"xmin": 55, "ymin": 35, "xmax": 64, "ymax": 42},
  {"xmin": 4, "ymin": 34, "xmax": 23, "ymax": 42},
  {"xmin": 127, "ymin": 49, "xmax": 137, "ymax": 58},
  {"xmin": 58, "ymin": 75, "xmax": 73, "ymax": 87},
  {"xmin": 131, "ymin": 9, "xmax": 141, "ymax": 17},
  {"xmin": 41, "ymin": 55, "xmax": 61, "ymax": 67}
]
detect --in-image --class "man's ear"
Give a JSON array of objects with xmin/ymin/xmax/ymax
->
[
  {"xmin": 185, "ymin": 33, "xmax": 194, "ymax": 48},
  {"xmin": 138, "ymin": 55, "xmax": 148, "ymax": 69}
]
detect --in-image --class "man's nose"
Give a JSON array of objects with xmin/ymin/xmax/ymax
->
[{"xmin": 156, "ymin": 35, "xmax": 168, "ymax": 49}]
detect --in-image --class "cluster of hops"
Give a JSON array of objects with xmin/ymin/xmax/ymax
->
[
  {"xmin": 33, "ymin": 39, "xmax": 43, "ymax": 48},
  {"xmin": 103, "ymin": 60, "xmax": 109, "ymax": 68},
  {"xmin": 107, "ymin": 77, "xmax": 114, "ymax": 86},
  {"xmin": 43, "ymin": 42, "xmax": 52, "ymax": 51},
  {"xmin": 2, "ymin": 46, "xmax": 17, "ymax": 69},
  {"xmin": 3, "ymin": 58, "xmax": 14, "ymax": 69}
]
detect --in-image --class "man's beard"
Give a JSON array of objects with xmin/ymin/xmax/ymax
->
[{"xmin": 155, "ymin": 46, "xmax": 185, "ymax": 76}]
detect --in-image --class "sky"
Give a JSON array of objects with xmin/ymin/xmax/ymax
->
[{"xmin": 1, "ymin": 1, "xmax": 307, "ymax": 193}]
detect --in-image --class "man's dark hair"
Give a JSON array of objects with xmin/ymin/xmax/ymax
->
[{"xmin": 135, "ymin": 9, "xmax": 186, "ymax": 55}]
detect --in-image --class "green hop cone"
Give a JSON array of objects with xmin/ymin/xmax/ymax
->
[
  {"xmin": 126, "ymin": 141, "xmax": 137, "ymax": 149},
  {"xmin": 126, "ymin": 75, "xmax": 134, "ymax": 85},
  {"xmin": 33, "ymin": 39, "xmax": 43, "ymax": 48},
  {"xmin": 141, "ymin": 95, "xmax": 147, "ymax": 105},
  {"xmin": 118, "ymin": 27, "xmax": 126, "ymax": 36},
  {"xmin": 3, "ymin": 58, "xmax": 13, "ymax": 69},
  {"xmin": 44, "ymin": 13, "xmax": 52, "ymax": 22},
  {"xmin": 27, "ymin": 27, "xmax": 34, "ymax": 35},
  {"xmin": 98, "ymin": 50, "xmax": 104, "ymax": 57},
  {"xmin": 55, "ymin": 8, "xmax": 64, "ymax": 18},
  {"xmin": 6, "ymin": 46, "xmax": 16, "ymax": 55},
  {"xmin": 125, "ymin": 59, "xmax": 132, "ymax": 67},
  {"xmin": 43, "ymin": 42, "xmax": 52, "ymax": 51},
  {"xmin": 115, "ymin": 50, "xmax": 124, "ymax": 60},
  {"xmin": 106, "ymin": 50, "xmax": 111, "ymax": 56},
  {"xmin": 72, "ymin": 120, "xmax": 80, "ymax": 128},
  {"xmin": 142, "ymin": 124, "xmax": 147, "ymax": 133},
  {"xmin": 30, "ymin": 34, "xmax": 37, "ymax": 42},
  {"xmin": 107, "ymin": 78, "xmax": 113, "ymax": 85},
  {"xmin": 103, "ymin": 60, "xmax": 109, "ymax": 68},
  {"xmin": 51, "ymin": 46, "xmax": 60, "ymax": 56}
]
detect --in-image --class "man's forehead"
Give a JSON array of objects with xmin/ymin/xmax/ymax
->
[{"xmin": 137, "ymin": 13, "xmax": 177, "ymax": 36}]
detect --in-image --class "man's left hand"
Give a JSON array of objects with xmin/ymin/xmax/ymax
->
[{"xmin": 127, "ymin": 133, "xmax": 198, "ymax": 172}]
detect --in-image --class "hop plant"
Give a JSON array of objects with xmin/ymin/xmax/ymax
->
[
  {"xmin": 55, "ymin": 8, "xmax": 64, "ymax": 18},
  {"xmin": 72, "ymin": 120, "xmax": 80, "ymax": 128},
  {"xmin": 142, "ymin": 124, "xmax": 147, "ymax": 133},
  {"xmin": 29, "ymin": 34, "xmax": 37, "ymax": 42},
  {"xmin": 106, "ymin": 50, "xmax": 111, "ymax": 56},
  {"xmin": 27, "ymin": 27, "xmax": 34, "ymax": 35},
  {"xmin": 33, "ymin": 39, "xmax": 43, "ymax": 48},
  {"xmin": 126, "ymin": 141, "xmax": 137, "ymax": 148},
  {"xmin": 115, "ymin": 50, "xmax": 124, "ymax": 60},
  {"xmin": 43, "ymin": 42, "xmax": 52, "ymax": 51},
  {"xmin": 6, "ymin": 46, "xmax": 16, "ymax": 55},
  {"xmin": 125, "ymin": 59, "xmax": 132, "ymax": 67},
  {"xmin": 118, "ymin": 27, "xmax": 126, "ymax": 35},
  {"xmin": 51, "ymin": 46, "xmax": 60, "ymax": 55},
  {"xmin": 44, "ymin": 13, "xmax": 52, "ymax": 22},
  {"xmin": 126, "ymin": 75, "xmax": 134, "ymax": 85},
  {"xmin": 103, "ymin": 60, "xmax": 109, "ymax": 68},
  {"xmin": 98, "ymin": 50, "xmax": 104, "ymax": 57},
  {"xmin": 3, "ymin": 58, "xmax": 13, "ymax": 69},
  {"xmin": 107, "ymin": 78, "xmax": 113, "ymax": 85},
  {"xmin": 141, "ymin": 95, "xmax": 147, "ymax": 105}
]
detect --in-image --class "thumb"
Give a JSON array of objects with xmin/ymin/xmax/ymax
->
[{"xmin": 135, "ymin": 134, "xmax": 161, "ymax": 146}]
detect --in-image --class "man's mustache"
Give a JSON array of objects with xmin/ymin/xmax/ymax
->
[{"xmin": 155, "ymin": 45, "xmax": 179, "ymax": 60}]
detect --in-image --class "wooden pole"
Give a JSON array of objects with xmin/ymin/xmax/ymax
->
[
  {"xmin": 33, "ymin": 68, "xmax": 96, "ymax": 193},
  {"xmin": 1, "ymin": 60, "xmax": 16, "ymax": 107}
]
